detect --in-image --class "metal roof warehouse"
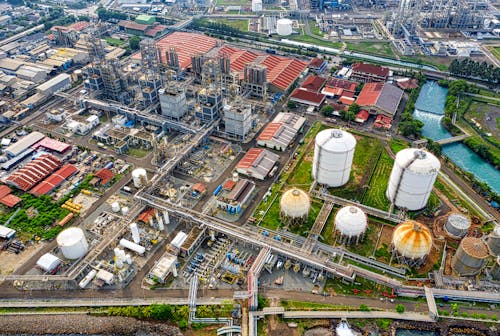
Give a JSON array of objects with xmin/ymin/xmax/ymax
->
[{"xmin": 236, "ymin": 148, "xmax": 280, "ymax": 180}]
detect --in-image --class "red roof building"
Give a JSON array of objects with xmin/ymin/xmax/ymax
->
[
  {"xmin": 326, "ymin": 78, "xmax": 358, "ymax": 92},
  {"xmin": 217, "ymin": 46, "xmax": 308, "ymax": 92},
  {"xmin": 236, "ymin": 148, "xmax": 279, "ymax": 180},
  {"xmin": 30, "ymin": 164, "xmax": 78, "ymax": 196},
  {"xmin": 145, "ymin": 24, "xmax": 167, "ymax": 37},
  {"xmin": 300, "ymin": 75, "xmax": 326, "ymax": 92},
  {"xmin": 338, "ymin": 96, "xmax": 355, "ymax": 105},
  {"xmin": 374, "ymin": 114, "xmax": 393, "ymax": 129},
  {"xmin": 290, "ymin": 88, "xmax": 326, "ymax": 107},
  {"xmin": 34, "ymin": 138, "xmax": 70, "ymax": 153},
  {"xmin": 118, "ymin": 20, "xmax": 149, "ymax": 32},
  {"xmin": 396, "ymin": 78, "xmax": 419, "ymax": 90},
  {"xmin": 356, "ymin": 82, "xmax": 404, "ymax": 117},
  {"xmin": 0, "ymin": 185, "xmax": 11, "ymax": 198},
  {"xmin": 0, "ymin": 185, "xmax": 21, "ymax": 208},
  {"xmin": 137, "ymin": 208, "xmax": 156, "ymax": 224},
  {"xmin": 5, "ymin": 154, "xmax": 62, "ymax": 191},
  {"xmin": 192, "ymin": 182, "xmax": 207, "ymax": 194},
  {"xmin": 350, "ymin": 63, "xmax": 389, "ymax": 83},
  {"xmin": 92, "ymin": 168, "xmax": 114, "ymax": 186},
  {"xmin": 355, "ymin": 110, "xmax": 370, "ymax": 123},
  {"xmin": 223, "ymin": 179, "xmax": 236, "ymax": 191}
]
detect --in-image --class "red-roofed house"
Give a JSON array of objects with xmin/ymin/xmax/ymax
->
[
  {"xmin": 91, "ymin": 168, "xmax": 114, "ymax": 187},
  {"xmin": 0, "ymin": 185, "xmax": 11, "ymax": 199},
  {"xmin": 0, "ymin": 185, "xmax": 22, "ymax": 208},
  {"xmin": 5, "ymin": 154, "xmax": 62, "ymax": 191},
  {"xmin": 374, "ymin": 114, "xmax": 393, "ymax": 129},
  {"xmin": 34, "ymin": 138, "xmax": 70, "ymax": 153},
  {"xmin": 308, "ymin": 58, "xmax": 327, "ymax": 73},
  {"xmin": 290, "ymin": 88, "xmax": 326, "ymax": 107},
  {"xmin": 30, "ymin": 164, "xmax": 78, "ymax": 196},
  {"xmin": 350, "ymin": 63, "xmax": 389, "ymax": 83},
  {"xmin": 192, "ymin": 182, "xmax": 207, "ymax": 196},
  {"xmin": 223, "ymin": 179, "xmax": 236, "ymax": 191},
  {"xmin": 355, "ymin": 110, "xmax": 370, "ymax": 123},
  {"xmin": 300, "ymin": 75, "xmax": 326, "ymax": 92},
  {"xmin": 338, "ymin": 96, "xmax": 355, "ymax": 105}
]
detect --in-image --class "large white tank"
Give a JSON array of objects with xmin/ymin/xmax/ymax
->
[
  {"xmin": 56, "ymin": 227, "xmax": 89, "ymax": 260},
  {"xmin": 312, "ymin": 129, "xmax": 356, "ymax": 187},
  {"xmin": 276, "ymin": 18, "xmax": 293, "ymax": 36},
  {"xmin": 132, "ymin": 168, "xmax": 148, "ymax": 188},
  {"xmin": 386, "ymin": 148, "xmax": 440, "ymax": 211},
  {"xmin": 280, "ymin": 188, "xmax": 310, "ymax": 224},
  {"xmin": 334, "ymin": 206, "xmax": 367, "ymax": 245},
  {"xmin": 111, "ymin": 202, "xmax": 120, "ymax": 213}
]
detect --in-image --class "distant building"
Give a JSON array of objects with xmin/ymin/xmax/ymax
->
[
  {"xmin": 289, "ymin": 88, "xmax": 326, "ymax": 107},
  {"xmin": 350, "ymin": 63, "xmax": 389, "ymax": 83},
  {"xmin": 356, "ymin": 82, "xmax": 403, "ymax": 118},
  {"xmin": 308, "ymin": 58, "xmax": 327, "ymax": 73}
]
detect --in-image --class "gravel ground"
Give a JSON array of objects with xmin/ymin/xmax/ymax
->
[{"xmin": 0, "ymin": 314, "xmax": 183, "ymax": 335}]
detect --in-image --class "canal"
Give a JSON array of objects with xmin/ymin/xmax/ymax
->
[{"xmin": 413, "ymin": 81, "xmax": 500, "ymax": 194}]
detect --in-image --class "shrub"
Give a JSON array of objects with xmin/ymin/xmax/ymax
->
[{"xmin": 395, "ymin": 304, "xmax": 405, "ymax": 313}]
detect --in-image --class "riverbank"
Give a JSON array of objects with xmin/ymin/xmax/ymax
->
[
  {"xmin": 391, "ymin": 319, "xmax": 496, "ymax": 336},
  {"xmin": 0, "ymin": 314, "xmax": 182, "ymax": 335}
]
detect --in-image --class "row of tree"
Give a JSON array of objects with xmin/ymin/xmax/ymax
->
[
  {"xmin": 96, "ymin": 7, "xmax": 129, "ymax": 22},
  {"xmin": 448, "ymin": 58, "xmax": 499, "ymax": 84}
]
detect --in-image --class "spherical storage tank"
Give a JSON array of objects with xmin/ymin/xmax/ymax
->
[
  {"xmin": 56, "ymin": 227, "xmax": 89, "ymax": 260},
  {"xmin": 276, "ymin": 18, "xmax": 293, "ymax": 36},
  {"xmin": 392, "ymin": 220, "xmax": 432, "ymax": 268},
  {"xmin": 312, "ymin": 129, "xmax": 356, "ymax": 188},
  {"xmin": 451, "ymin": 237, "xmax": 489, "ymax": 276},
  {"xmin": 444, "ymin": 213, "xmax": 471, "ymax": 239},
  {"xmin": 334, "ymin": 206, "xmax": 367, "ymax": 245},
  {"xmin": 132, "ymin": 168, "xmax": 148, "ymax": 188},
  {"xmin": 386, "ymin": 148, "xmax": 440, "ymax": 211},
  {"xmin": 280, "ymin": 188, "xmax": 310, "ymax": 224}
]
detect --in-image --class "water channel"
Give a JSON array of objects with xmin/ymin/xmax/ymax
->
[{"xmin": 413, "ymin": 81, "xmax": 500, "ymax": 194}]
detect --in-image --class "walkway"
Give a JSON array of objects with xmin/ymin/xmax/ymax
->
[
  {"xmin": 282, "ymin": 310, "xmax": 434, "ymax": 321},
  {"xmin": 435, "ymin": 133, "xmax": 470, "ymax": 145},
  {"xmin": 301, "ymin": 201, "xmax": 334, "ymax": 253}
]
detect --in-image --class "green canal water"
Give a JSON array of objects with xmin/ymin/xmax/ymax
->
[{"xmin": 413, "ymin": 81, "xmax": 500, "ymax": 194}]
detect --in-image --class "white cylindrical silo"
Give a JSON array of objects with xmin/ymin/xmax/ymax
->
[
  {"xmin": 163, "ymin": 211, "xmax": 170, "ymax": 225},
  {"xmin": 121, "ymin": 206, "xmax": 129, "ymax": 216},
  {"xmin": 132, "ymin": 168, "xmax": 148, "ymax": 188},
  {"xmin": 334, "ymin": 206, "xmax": 367, "ymax": 245},
  {"xmin": 312, "ymin": 129, "xmax": 356, "ymax": 188},
  {"xmin": 444, "ymin": 213, "xmax": 471, "ymax": 239},
  {"xmin": 386, "ymin": 148, "xmax": 440, "ymax": 211},
  {"xmin": 276, "ymin": 18, "xmax": 293, "ymax": 36},
  {"xmin": 56, "ymin": 227, "xmax": 89, "ymax": 260},
  {"xmin": 114, "ymin": 247, "xmax": 124, "ymax": 268},
  {"xmin": 130, "ymin": 223, "xmax": 140, "ymax": 244},
  {"xmin": 111, "ymin": 202, "xmax": 120, "ymax": 213}
]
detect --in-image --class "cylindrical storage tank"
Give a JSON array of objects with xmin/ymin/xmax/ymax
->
[
  {"xmin": 386, "ymin": 148, "xmax": 440, "ymax": 211},
  {"xmin": 392, "ymin": 220, "xmax": 432, "ymax": 268},
  {"xmin": 132, "ymin": 168, "xmax": 148, "ymax": 188},
  {"xmin": 451, "ymin": 237, "xmax": 489, "ymax": 276},
  {"xmin": 56, "ymin": 227, "xmax": 89, "ymax": 260},
  {"xmin": 280, "ymin": 188, "xmax": 310, "ymax": 225},
  {"xmin": 121, "ymin": 206, "xmax": 129, "ymax": 216},
  {"xmin": 111, "ymin": 202, "xmax": 120, "ymax": 213},
  {"xmin": 312, "ymin": 129, "xmax": 356, "ymax": 188},
  {"xmin": 233, "ymin": 172, "xmax": 239, "ymax": 182},
  {"xmin": 444, "ymin": 213, "xmax": 471, "ymax": 239},
  {"xmin": 276, "ymin": 18, "xmax": 293, "ymax": 36},
  {"xmin": 491, "ymin": 256, "xmax": 500, "ymax": 281},
  {"xmin": 72, "ymin": 69, "xmax": 82, "ymax": 81},
  {"xmin": 486, "ymin": 224, "xmax": 500, "ymax": 256},
  {"xmin": 334, "ymin": 206, "xmax": 367, "ymax": 245}
]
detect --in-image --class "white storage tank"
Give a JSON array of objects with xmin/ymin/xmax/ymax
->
[
  {"xmin": 56, "ymin": 227, "xmax": 89, "ymax": 260},
  {"xmin": 132, "ymin": 168, "xmax": 148, "ymax": 188},
  {"xmin": 280, "ymin": 188, "xmax": 310, "ymax": 225},
  {"xmin": 386, "ymin": 148, "xmax": 440, "ymax": 211},
  {"xmin": 312, "ymin": 129, "xmax": 356, "ymax": 187},
  {"xmin": 392, "ymin": 220, "xmax": 432, "ymax": 268},
  {"xmin": 36, "ymin": 253, "xmax": 62, "ymax": 273},
  {"xmin": 276, "ymin": 18, "xmax": 293, "ymax": 36},
  {"xmin": 121, "ymin": 206, "xmax": 130, "ymax": 216},
  {"xmin": 444, "ymin": 213, "xmax": 471, "ymax": 239},
  {"xmin": 111, "ymin": 202, "xmax": 121, "ymax": 213},
  {"xmin": 334, "ymin": 206, "xmax": 367, "ymax": 245},
  {"xmin": 486, "ymin": 224, "xmax": 500, "ymax": 256}
]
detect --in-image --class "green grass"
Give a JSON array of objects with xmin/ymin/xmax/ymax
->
[
  {"xmin": 487, "ymin": 46, "xmax": 500, "ymax": 62},
  {"xmin": 346, "ymin": 223, "xmax": 378, "ymax": 257},
  {"xmin": 216, "ymin": 0, "xmax": 249, "ymax": 5},
  {"xmin": 389, "ymin": 138, "xmax": 408, "ymax": 154},
  {"xmin": 478, "ymin": 89, "xmax": 500, "ymax": 100},
  {"xmin": 285, "ymin": 32, "xmax": 342, "ymax": 49},
  {"xmin": 324, "ymin": 276, "xmax": 390, "ymax": 297},
  {"xmin": 208, "ymin": 18, "xmax": 248, "ymax": 31},
  {"xmin": 319, "ymin": 209, "xmax": 337, "ymax": 246},
  {"xmin": 289, "ymin": 201, "xmax": 323, "ymax": 237},
  {"xmin": 308, "ymin": 19, "xmax": 323, "ymax": 37},
  {"xmin": 281, "ymin": 300, "xmax": 355, "ymax": 311},
  {"xmin": 104, "ymin": 37, "xmax": 126, "ymax": 47},
  {"xmin": 362, "ymin": 150, "xmax": 393, "ymax": 211},
  {"xmin": 257, "ymin": 192, "xmax": 282, "ymax": 231},
  {"xmin": 400, "ymin": 55, "xmax": 450, "ymax": 71},
  {"xmin": 345, "ymin": 42, "xmax": 396, "ymax": 58},
  {"xmin": 329, "ymin": 137, "xmax": 384, "ymax": 200},
  {"xmin": 287, "ymin": 159, "xmax": 312, "ymax": 186},
  {"xmin": 128, "ymin": 147, "xmax": 150, "ymax": 158}
]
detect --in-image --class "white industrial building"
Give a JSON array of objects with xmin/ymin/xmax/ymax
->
[
  {"xmin": 36, "ymin": 73, "xmax": 71, "ymax": 95},
  {"xmin": 65, "ymin": 115, "xmax": 100, "ymax": 135},
  {"xmin": 223, "ymin": 103, "xmax": 253, "ymax": 141},
  {"xmin": 36, "ymin": 253, "xmax": 61, "ymax": 274},
  {"xmin": 386, "ymin": 148, "xmax": 440, "ymax": 211},
  {"xmin": 15, "ymin": 65, "xmax": 47, "ymax": 83},
  {"xmin": 312, "ymin": 129, "xmax": 356, "ymax": 187},
  {"xmin": 0, "ymin": 224, "xmax": 15, "ymax": 239},
  {"xmin": 5, "ymin": 131, "xmax": 45, "ymax": 158},
  {"xmin": 159, "ymin": 85, "xmax": 187, "ymax": 120},
  {"xmin": 251, "ymin": 0, "xmax": 263, "ymax": 12},
  {"xmin": 148, "ymin": 252, "xmax": 177, "ymax": 283},
  {"xmin": 257, "ymin": 112, "xmax": 306, "ymax": 151}
]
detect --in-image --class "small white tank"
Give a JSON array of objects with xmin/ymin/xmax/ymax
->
[
  {"xmin": 277, "ymin": 18, "xmax": 293, "ymax": 36},
  {"xmin": 130, "ymin": 223, "xmax": 140, "ymax": 244},
  {"xmin": 444, "ymin": 213, "xmax": 471, "ymax": 239},
  {"xmin": 233, "ymin": 172, "xmax": 239, "ymax": 182},
  {"xmin": 111, "ymin": 202, "xmax": 120, "ymax": 213},
  {"xmin": 121, "ymin": 206, "xmax": 130, "ymax": 216},
  {"xmin": 132, "ymin": 168, "xmax": 148, "ymax": 188},
  {"xmin": 56, "ymin": 227, "xmax": 89, "ymax": 260}
]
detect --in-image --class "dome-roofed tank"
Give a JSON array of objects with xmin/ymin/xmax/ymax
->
[
  {"xmin": 276, "ymin": 18, "xmax": 293, "ymax": 36},
  {"xmin": 486, "ymin": 224, "xmax": 500, "ymax": 256},
  {"xmin": 452, "ymin": 237, "xmax": 489, "ymax": 276},
  {"xmin": 334, "ymin": 206, "xmax": 367, "ymax": 245},
  {"xmin": 491, "ymin": 256, "xmax": 500, "ymax": 281},
  {"xmin": 392, "ymin": 220, "xmax": 433, "ymax": 268},
  {"xmin": 386, "ymin": 148, "xmax": 440, "ymax": 211},
  {"xmin": 444, "ymin": 213, "xmax": 471, "ymax": 239},
  {"xmin": 56, "ymin": 227, "xmax": 89, "ymax": 260},
  {"xmin": 132, "ymin": 168, "xmax": 148, "ymax": 188},
  {"xmin": 280, "ymin": 188, "xmax": 310, "ymax": 225},
  {"xmin": 312, "ymin": 129, "xmax": 356, "ymax": 188}
]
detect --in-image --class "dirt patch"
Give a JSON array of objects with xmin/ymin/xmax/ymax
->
[
  {"xmin": 378, "ymin": 225, "xmax": 394, "ymax": 249},
  {"xmin": 0, "ymin": 241, "xmax": 47, "ymax": 276},
  {"xmin": 416, "ymin": 240, "xmax": 443, "ymax": 275}
]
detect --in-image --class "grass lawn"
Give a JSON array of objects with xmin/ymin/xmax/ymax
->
[
  {"xmin": 104, "ymin": 37, "xmax": 125, "ymax": 47},
  {"xmin": 208, "ymin": 18, "xmax": 248, "ymax": 31},
  {"xmin": 388, "ymin": 138, "xmax": 408, "ymax": 154},
  {"xmin": 345, "ymin": 42, "xmax": 396, "ymax": 58},
  {"xmin": 400, "ymin": 55, "xmax": 450, "ymax": 71},
  {"xmin": 329, "ymin": 136, "xmax": 384, "ymax": 201},
  {"xmin": 289, "ymin": 200, "xmax": 323, "ymax": 237},
  {"xmin": 362, "ymin": 150, "xmax": 393, "ymax": 211},
  {"xmin": 308, "ymin": 19, "xmax": 323, "ymax": 37},
  {"xmin": 216, "ymin": 0, "xmax": 249, "ymax": 5},
  {"xmin": 487, "ymin": 46, "xmax": 500, "ymax": 62},
  {"xmin": 286, "ymin": 32, "xmax": 343, "ymax": 50},
  {"xmin": 128, "ymin": 147, "xmax": 150, "ymax": 158},
  {"xmin": 319, "ymin": 209, "xmax": 337, "ymax": 246},
  {"xmin": 346, "ymin": 223, "xmax": 378, "ymax": 257},
  {"xmin": 324, "ymin": 276, "xmax": 390, "ymax": 297},
  {"xmin": 281, "ymin": 300, "xmax": 355, "ymax": 311},
  {"xmin": 287, "ymin": 159, "xmax": 312, "ymax": 186}
]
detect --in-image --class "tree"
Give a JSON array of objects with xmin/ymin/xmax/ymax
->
[
  {"xmin": 129, "ymin": 36, "xmax": 141, "ymax": 51},
  {"xmin": 399, "ymin": 120, "xmax": 423, "ymax": 137},
  {"xmin": 287, "ymin": 100, "xmax": 297, "ymax": 109},
  {"xmin": 321, "ymin": 104, "xmax": 334, "ymax": 116},
  {"xmin": 341, "ymin": 103, "xmax": 358, "ymax": 122},
  {"xmin": 395, "ymin": 304, "xmax": 405, "ymax": 313},
  {"xmin": 348, "ymin": 103, "xmax": 360, "ymax": 115}
]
